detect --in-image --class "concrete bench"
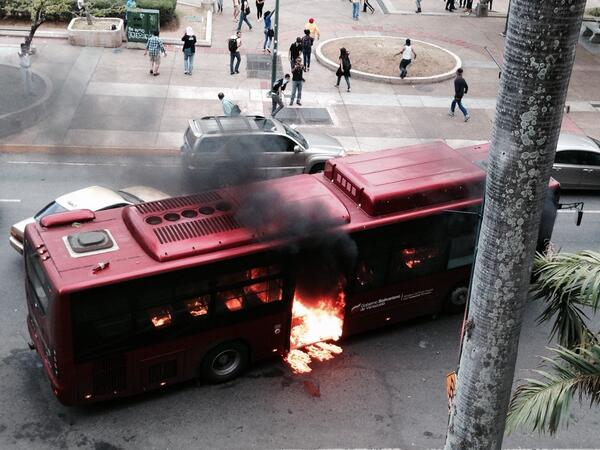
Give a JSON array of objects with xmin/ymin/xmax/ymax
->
[{"xmin": 583, "ymin": 21, "xmax": 600, "ymax": 43}]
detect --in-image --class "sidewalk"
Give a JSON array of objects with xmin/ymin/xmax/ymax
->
[{"xmin": 0, "ymin": 0, "xmax": 599, "ymax": 155}]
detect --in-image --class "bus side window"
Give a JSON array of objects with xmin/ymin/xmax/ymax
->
[
  {"xmin": 447, "ymin": 234, "xmax": 476, "ymax": 269},
  {"xmin": 353, "ymin": 257, "xmax": 388, "ymax": 291},
  {"xmin": 216, "ymin": 289, "xmax": 246, "ymax": 312},
  {"xmin": 243, "ymin": 279, "xmax": 283, "ymax": 304},
  {"xmin": 389, "ymin": 244, "xmax": 445, "ymax": 281}
]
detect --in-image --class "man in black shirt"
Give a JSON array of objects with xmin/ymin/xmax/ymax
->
[
  {"xmin": 271, "ymin": 73, "xmax": 290, "ymax": 117},
  {"xmin": 449, "ymin": 68, "xmax": 470, "ymax": 122},
  {"xmin": 288, "ymin": 37, "xmax": 302, "ymax": 70}
]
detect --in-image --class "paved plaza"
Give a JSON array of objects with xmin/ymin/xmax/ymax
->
[{"xmin": 0, "ymin": 0, "xmax": 599, "ymax": 155}]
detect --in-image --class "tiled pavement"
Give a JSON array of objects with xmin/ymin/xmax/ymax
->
[{"xmin": 0, "ymin": 0, "xmax": 599, "ymax": 154}]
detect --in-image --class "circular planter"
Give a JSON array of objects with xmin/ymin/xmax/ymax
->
[
  {"xmin": 0, "ymin": 64, "xmax": 52, "ymax": 138},
  {"xmin": 316, "ymin": 36, "xmax": 461, "ymax": 84},
  {"xmin": 67, "ymin": 17, "xmax": 124, "ymax": 48}
]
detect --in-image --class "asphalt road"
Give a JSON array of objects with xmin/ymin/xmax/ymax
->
[{"xmin": 0, "ymin": 152, "xmax": 599, "ymax": 449}]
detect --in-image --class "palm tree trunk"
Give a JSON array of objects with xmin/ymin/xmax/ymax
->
[{"xmin": 444, "ymin": 1, "xmax": 586, "ymax": 449}]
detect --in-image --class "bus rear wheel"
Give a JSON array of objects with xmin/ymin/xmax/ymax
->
[
  {"xmin": 201, "ymin": 341, "xmax": 249, "ymax": 383},
  {"xmin": 444, "ymin": 285, "xmax": 468, "ymax": 314}
]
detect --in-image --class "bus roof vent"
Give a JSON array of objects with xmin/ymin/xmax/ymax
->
[
  {"xmin": 324, "ymin": 143, "xmax": 486, "ymax": 216},
  {"xmin": 122, "ymin": 192, "xmax": 254, "ymax": 262},
  {"xmin": 63, "ymin": 229, "xmax": 118, "ymax": 258},
  {"xmin": 135, "ymin": 192, "xmax": 222, "ymax": 214}
]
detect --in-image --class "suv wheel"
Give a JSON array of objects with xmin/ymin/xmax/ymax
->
[{"xmin": 309, "ymin": 163, "xmax": 325, "ymax": 174}]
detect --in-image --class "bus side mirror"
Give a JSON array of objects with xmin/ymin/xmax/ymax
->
[{"xmin": 576, "ymin": 210, "xmax": 583, "ymax": 226}]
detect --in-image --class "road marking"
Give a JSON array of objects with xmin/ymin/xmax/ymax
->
[
  {"xmin": 558, "ymin": 210, "xmax": 600, "ymax": 214},
  {"xmin": 3, "ymin": 161, "xmax": 179, "ymax": 168},
  {"xmin": 0, "ymin": 199, "xmax": 21, "ymax": 202}
]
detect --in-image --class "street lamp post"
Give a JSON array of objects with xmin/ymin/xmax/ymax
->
[{"xmin": 270, "ymin": 0, "xmax": 280, "ymax": 87}]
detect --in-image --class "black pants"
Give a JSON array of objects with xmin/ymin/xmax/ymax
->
[
  {"xmin": 256, "ymin": 1, "xmax": 264, "ymax": 19},
  {"xmin": 446, "ymin": 0, "xmax": 455, "ymax": 11},
  {"xmin": 399, "ymin": 58, "xmax": 411, "ymax": 79}
]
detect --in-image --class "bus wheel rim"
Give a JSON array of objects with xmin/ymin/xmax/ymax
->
[{"xmin": 212, "ymin": 350, "xmax": 240, "ymax": 376}]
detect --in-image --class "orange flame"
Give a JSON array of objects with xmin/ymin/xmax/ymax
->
[{"xmin": 285, "ymin": 289, "xmax": 345, "ymax": 374}]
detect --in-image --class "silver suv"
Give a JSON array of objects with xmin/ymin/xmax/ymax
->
[{"xmin": 181, "ymin": 115, "xmax": 346, "ymax": 184}]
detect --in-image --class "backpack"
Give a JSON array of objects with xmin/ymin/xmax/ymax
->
[
  {"xmin": 231, "ymin": 104, "xmax": 241, "ymax": 116},
  {"xmin": 301, "ymin": 35, "xmax": 312, "ymax": 51},
  {"xmin": 228, "ymin": 38, "xmax": 238, "ymax": 52}
]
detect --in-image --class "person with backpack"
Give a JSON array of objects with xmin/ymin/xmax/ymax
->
[
  {"xmin": 394, "ymin": 38, "xmax": 416, "ymax": 79},
  {"xmin": 335, "ymin": 47, "xmax": 351, "ymax": 92},
  {"xmin": 289, "ymin": 58, "xmax": 305, "ymax": 106},
  {"xmin": 237, "ymin": 0, "xmax": 253, "ymax": 32},
  {"xmin": 263, "ymin": 9, "xmax": 275, "ymax": 53},
  {"xmin": 270, "ymin": 74, "xmax": 290, "ymax": 117},
  {"xmin": 228, "ymin": 32, "xmax": 242, "ymax": 75},
  {"xmin": 288, "ymin": 37, "xmax": 302, "ymax": 70},
  {"xmin": 301, "ymin": 29, "xmax": 313, "ymax": 71},
  {"xmin": 181, "ymin": 27, "xmax": 196, "ymax": 75},
  {"xmin": 218, "ymin": 92, "xmax": 241, "ymax": 116}
]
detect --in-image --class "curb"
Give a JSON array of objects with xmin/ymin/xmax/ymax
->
[
  {"xmin": 315, "ymin": 36, "xmax": 461, "ymax": 85},
  {"xmin": 0, "ymin": 144, "xmax": 179, "ymax": 156}
]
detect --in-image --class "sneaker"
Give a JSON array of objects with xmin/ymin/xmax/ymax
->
[
  {"xmin": 266, "ymin": 48, "xmax": 271, "ymax": 54},
  {"xmin": 230, "ymin": 72, "xmax": 235, "ymax": 75},
  {"xmin": 296, "ymin": 101, "xmax": 302, "ymax": 106},
  {"xmin": 347, "ymin": 88, "xmax": 351, "ymax": 92},
  {"xmin": 448, "ymin": 112, "xmax": 455, "ymax": 117},
  {"xmin": 289, "ymin": 101, "xmax": 294, "ymax": 106},
  {"xmin": 150, "ymin": 69, "xmax": 153, "ymax": 74},
  {"xmin": 235, "ymin": 70, "xmax": 240, "ymax": 74},
  {"xmin": 334, "ymin": 84, "xmax": 339, "ymax": 88},
  {"xmin": 465, "ymin": 115, "xmax": 470, "ymax": 122}
]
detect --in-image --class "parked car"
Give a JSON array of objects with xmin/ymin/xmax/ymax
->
[
  {"xmin": 9, "ymin": 185, "xmax": 169, "ymax": 254},
  {"xmin": 181, "ymin": 115, "xmax": 346, "ymax": 185},
  {"xmin": 553, "ymin": 133, "xmax": 600, "ymax": 189}
]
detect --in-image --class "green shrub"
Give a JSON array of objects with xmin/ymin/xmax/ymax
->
[
  {"xmin": 137, "ymin": 0, "xmax": 177, "ymax": 24},
  {"xmin": 586, "ymin": 7, "xmax": 600, "ymax": 17}
]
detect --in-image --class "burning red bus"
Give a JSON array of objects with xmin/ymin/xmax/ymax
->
[{"xmin": 23, "ymin": 142, "xmax": 559, "ymax": 405}]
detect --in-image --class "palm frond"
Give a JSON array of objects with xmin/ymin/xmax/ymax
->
[
  {"xmin": 531, "ymin": 250, "xmax": 600, "ymax": 348},
  {"xmin": 506, "ymin": 345, "xmax": 600, "ymax": 435}
]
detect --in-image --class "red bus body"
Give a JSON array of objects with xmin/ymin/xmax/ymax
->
[{"xmin": 23, "ymin": 142, "xmax": 560, "ymax": 405}]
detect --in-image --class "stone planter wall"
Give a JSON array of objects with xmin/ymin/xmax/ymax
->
[{"xmin": 67, "ymin": 18, "xmax": 124, "ymax": 48}]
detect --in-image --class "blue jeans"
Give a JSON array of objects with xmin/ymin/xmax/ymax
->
[
  {"xmin": 230, "ymin": 51, "xmax": 241, "ymax": 73},
  {"xmin": 237, "ymin": 12, "xmax": 252, "ymax": 31},
  {"xmin": 451, "ymin": 98, "xmax": 468, "ymax": 117},
  {"xmin": 303, "ymin": 49, "xmax": 311, "ymax": 68},
  {"xmin": 290, "ymin": 80, "xmax": 303, "ymax": 103},
  {"xmin": 183, "ymin": 51, "xmax": 194, "ymax": 73},
  {"xmin": 352, "ymin": 2, "xmax": 360, "ymax": 19},
  {"xmin": 263, "ymin": 29, "xmax": 272, "ymax": 50}
]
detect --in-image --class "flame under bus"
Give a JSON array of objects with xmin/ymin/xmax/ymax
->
[{"xmin": 23, "ymin": 142, "xmax": 559, "ymax": 405}]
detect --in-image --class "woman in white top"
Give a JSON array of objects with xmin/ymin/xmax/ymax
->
[{"xmin": 394, "ymin": 38, "xmax": 417, "ymax": 79}]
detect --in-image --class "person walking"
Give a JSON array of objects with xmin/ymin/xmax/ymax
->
[
  {"xmin": 181, "ymin": 27, "xmax": 196, "ymax": 75},
  {"xmin": 488, "ymin": 0, "xmax": 493, "ymax": 10},
  {"xmin": 263, "ymin": 9, "xmax": 275, "ymax": 53},
  {"xmin": 445, "ymin": 0, "xmax": 456, "ymax": 11},
  {"xmin": 270, "ymin": 74, "xmax": 290, "ymax": 116},
  {"xmin": 301, "ymin": 29, "xmax": 313, "ymax": 71},
  {"xmin": 449, "ymin": 68, "xmax": 470, "ymax": 121},
  {"xmin": 144, "ymin": 30, "xmax": 167, "ymax": 76},
  {"xmin": 304, "ymin": 18, "xmax": 320, "ymax": 42},
  {"xmin": 363, "ymin": 0, "xmax": 375, "ymax": 14},
  {"xmin": 218, "ymin": 92, "xmax": 241, "ymax": 116},
  {"xmin": 289, "ymin": 58, "xmax": 305, "ymax": 106},
  {"xmin": 464, "ymin": 0, "xmax": 473, "ymax": 15},
  {"xmin": 394, "ymin": 38, "xmax": 416, "ymax": 79},
  {"xmin": 415, "ymin": 0, "xmax": 422, "ymax": 13},
  {"xmin": 335, "ymin": 47, "xmax": 351, "ymax": 92},
  {"xmin": 351, "ymin": 0, "xmax": 360, "ymax": 20},
  {"xmin": 255, "ymin": 0, "xmax": 264, "ymax": 19},
  {"xmin": 288, "ymin": 37, "xmax": 302, "ymax": 70},
  {"xmin": 216, "ymin": 0, "xmax": 223, "ymax": 14},
  {"xmin": 233, "ymin": 0, "xmax": 240, "ymax": 22},
  {"xmin": 228, "ymin": 32, "xmax": 242, "ymax": 75},
  {"xmin": 237, "ymin": 0, "xmax": 253, "ymax": 31}
]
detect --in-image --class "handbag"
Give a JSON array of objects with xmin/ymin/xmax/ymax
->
[
  {"xmin": 336, "ymin": 66, "xmax": 343, "ymax": 77},
  {"xmin": 267, "ymin": 28, "xmax": 274, "ymax": 38}
]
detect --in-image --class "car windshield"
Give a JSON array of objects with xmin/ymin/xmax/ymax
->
[
  {"xmin": 33, "ymin": 201, "xmax": 68, "ymax": 220},
  {"xmin": 281, "ymin": 122, "xmax": 309, "ymax": 149},
  {"xmin": 117, "ymin": 190, "xmax": 143, "ymax": 204}
]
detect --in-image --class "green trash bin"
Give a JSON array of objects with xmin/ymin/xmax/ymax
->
[{"xmin": 126, "ymin": 8, "xmax": 160, "ymax": 43}]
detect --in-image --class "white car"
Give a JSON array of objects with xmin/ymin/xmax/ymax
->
[
  {"xmin": 553, "ymin": 133, "xmax": 600, "ymax": 190},
  {"xmin": 9, "ymin": 185, "xmax": 170, "ymax": 254}
]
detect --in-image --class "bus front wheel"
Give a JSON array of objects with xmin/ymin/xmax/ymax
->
[
  {"xmin": 201, "ymin": 341, "xmax": 249, "ymax": 383},
  {"xmin": 444, "ymin": 285, "xmax": 468, "ymax": 314}
]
